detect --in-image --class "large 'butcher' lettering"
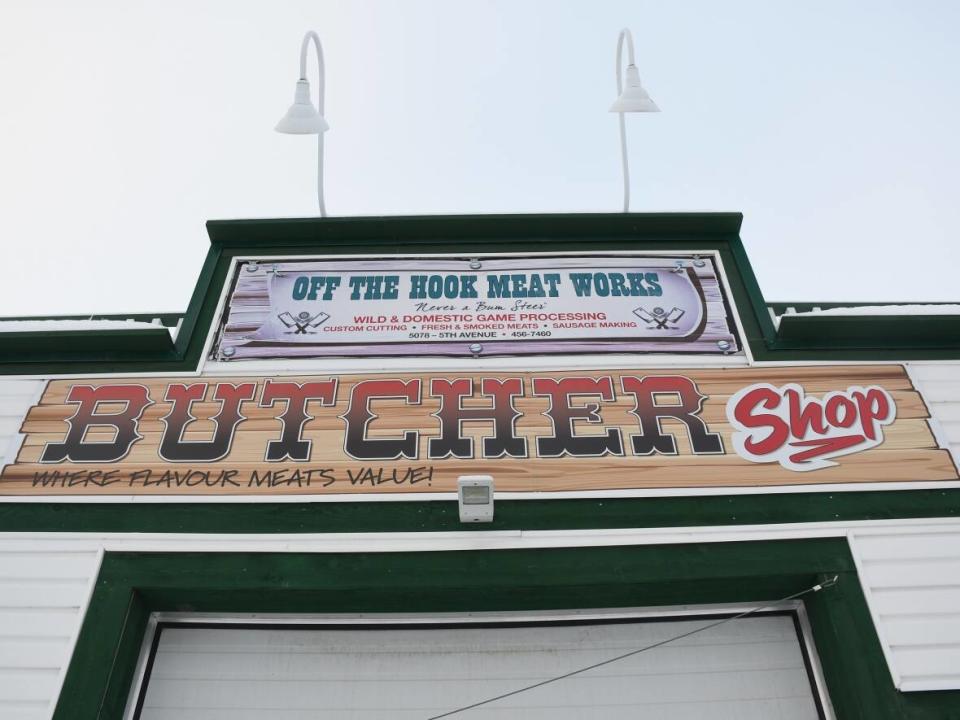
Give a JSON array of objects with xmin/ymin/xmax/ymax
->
[{"xmin": 41, "ymin": 375, "xmax": 729, "ymax": 464}]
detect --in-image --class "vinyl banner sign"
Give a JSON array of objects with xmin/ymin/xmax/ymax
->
[
  {"xmin": 212, "ymin": 256, "xmax": 740, "ymax": 360},
  {"xmin": 2, "ymin": 365, "xmax": 956, "ymax": 496}
]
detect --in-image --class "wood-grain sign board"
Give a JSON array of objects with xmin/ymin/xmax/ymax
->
[{"xmin": 1, "ymin": 365, "xmax": 956, "ymax": 496}]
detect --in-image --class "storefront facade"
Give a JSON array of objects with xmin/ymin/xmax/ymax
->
[{"xmin": 1, "ymin": 213, "xmax": 959, "ymax": 718}]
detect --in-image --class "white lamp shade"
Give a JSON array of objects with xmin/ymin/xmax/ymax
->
[
  {"xmin": 610, "ymin": 65, "xmax": 660, "ymax": 113},
  {"xmin": 275, "ymin": 79, "xmax": 329, "ymax": 134}
]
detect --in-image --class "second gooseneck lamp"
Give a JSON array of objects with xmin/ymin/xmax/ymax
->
[{"xmin": 610, "ymin": 28, "xmax": 660, "ymax": 212}]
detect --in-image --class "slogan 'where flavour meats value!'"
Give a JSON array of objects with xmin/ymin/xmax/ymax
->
[{"xmin": 1, "ymin": 366, "xmax": 956, "ymax": 495}]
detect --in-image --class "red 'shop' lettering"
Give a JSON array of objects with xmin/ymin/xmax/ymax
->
[{"xmin": 726, "ymin": 383, "xmax": 896, "ymax": 471}]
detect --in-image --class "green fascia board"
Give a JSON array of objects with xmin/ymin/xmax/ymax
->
[
  {"xmin": 52, "ymin": 540, "xmax": 960, "ymax": 720},
  {"xmin": 2, "ymin": 212, "xmax": 960, "ymax": 373},
  {"xmin": 768, "ymin": 301, "xmax": 958, "ymax": 314},
  {"xmin": 0, "ymin": 312, "xmax": 183, "ymax": 327},
  {"xmin": 0, "ymin": 328, "xmax": 176, "ymax": 362},
  {"xmin": 777, "ymin": 314, "xmax": 960, "ymax": 349},
  {"xmin": 204, "ymin": 211, "xmax": 745, "ymax": 245},
  {"xmin": 2, "ymin": 488, "xmax": 958, "ymax": 534}
]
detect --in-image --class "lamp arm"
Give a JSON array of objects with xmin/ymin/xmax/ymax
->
[
  {"xmin": 298, "ymin": 30, "xmax": 327, "ymax": 217},
  {"xmin": 615, "ymin": 28, "xmax": 636, "ymax": 95},
  {"xmin": 615, "ymin": 28, "xmax": 635, "ymax": 213},
  {"xmin": 299, "ymin": 31, "xmax": 326, "ymax": 115}
]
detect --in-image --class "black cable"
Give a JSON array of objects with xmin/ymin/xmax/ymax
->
[{"xmin": 426, "ymin": 575, "xmax": 838, "ymax": 719}]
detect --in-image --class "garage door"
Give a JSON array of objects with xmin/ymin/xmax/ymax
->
[{"xmin": 130, "ymin": 612, "xmax": 828, "ymax": 719}]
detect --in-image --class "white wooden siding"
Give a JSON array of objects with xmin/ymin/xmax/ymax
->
[
  {"xmin": 850, "ymin": 527, "xmax": 960, "ymax": 692},
  {"xmin": 0, "ymin": 379, "xmax": 44, "ymax": 471},
  {"xmin": 0, "ymin": 542, "xmax": 101, "ymax": 720},
  {"xmin": 907, "ymin": 361, "xmax": 960, "ymax": 468}
]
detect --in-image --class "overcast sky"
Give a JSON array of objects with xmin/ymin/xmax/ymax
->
[{"xmin": 1, "ymin": 0, "xmax": 958, "ymax": 316}]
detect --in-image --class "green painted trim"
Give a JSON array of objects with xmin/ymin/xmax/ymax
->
[
  {"xmin": 3, "ymin": 489, "xmax": 958, "ymax": 534},
  {"xmin": 777, "ymin": 315, "xmax": 960, "ymax": 349},
  {"xmin": 725, "ymin": 236, "xmax": 780, "ymax": 344},
  {"xmin": 171, "ymin": 244, "xmax": 226, "ymax": 359},
  {"xmin": 52, "ymin": 540, "xmax": 960, "ymax": 719},
  {"xmin": 0, "ymin": 329, "xmax": 175, "ymax": 363},
  {"xmin": 204, "ymin": 211, "xmax": 745, "ymax": 246},
  {"xmin": 767, "ymin": 302, "xmax": 959, "ymax": 314},
  {"xmin": 0, "ymin": 313, "xmax": 182, "ymax": 326}
]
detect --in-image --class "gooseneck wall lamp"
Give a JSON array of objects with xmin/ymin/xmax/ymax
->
[
  {"xmin": 610, "ymin": 28, "xmax": 659, "ymax": 213},
  {"xmin": 275, "ymin": 31, "xmax": 330, "ymax": 216}
]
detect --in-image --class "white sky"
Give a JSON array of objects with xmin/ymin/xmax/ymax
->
[{"xmin": 1, "ymin": 0, "xmax": 958, "ymax": 316}]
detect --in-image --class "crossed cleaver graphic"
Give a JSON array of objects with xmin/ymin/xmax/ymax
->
[
  {"xmin": 633, "ymin": 306, "xmax": 685, "ymax": 329},
  {"xmin": 278, "ymin": 310, "xmax": 331, "ymax": 334}
]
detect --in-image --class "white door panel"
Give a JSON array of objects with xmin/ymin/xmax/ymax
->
[{"xmin": 135, "ymin": 614, "xmax": 823, "ymax": 720}]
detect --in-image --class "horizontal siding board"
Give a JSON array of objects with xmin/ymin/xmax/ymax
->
[
  {"xmin": 0, "ymin": 609, "xmax": 83, "ymax": 638},
  {"xmin": 940, "ymin": 421, "xmax": 960, "ymax": 445},
  {"xmin": 888, "ymin": 645, "xmax": 960, "ymax": 679},
  {"xmin": 851, "ymin": 533, "xmax": 960, "ymax": 561},
  {"xmin": 908, "ymin": 364, "xmax": 960, "ymax": 383},
  {"xmin": 870, "ymin": 586, "xmax": 960, "ymax": 617},
  {"xmin": 854, "ymin": 557, "xmax": 960, "ymax": 588},
  {"xmin": 0, "ymin": 638, "xmax": 72, "ymax": 669},
  {"xmin": 0, "ymin": 579, "xmax": 91, "ymax": 609},
  {"xmin": 0, "ymin": 380, "xmax": 46, "ymax": 400},
  {"xmin": 927, "ymin": 402, "xmax": 960, "ymax": 422},
  {"xmin": 0, "ymin": 551, "xmax": 102, "ymax": 581},
  {"xmin": 0, "ymin": 418, "xmax": 24, "ymax": 436},
  {"xmin": 0, "ymin": 702, "xmax": 50, "ymax": 720},
  {"xmin": 919, "ymin": 381, "xmax": 960, "ymax": 402},
  {"xmin": 900, "ymin": 677, "xmax": 960, "ymax": 693},
  {"xmin": 0, "ymin": 381, "xmax": 44, "ymax": 407},
  {"xmin": 0, "ymin": 668, "xmax": 61, "ymax": 703},
  {"xmin": 882, "ymin": 616, "xmax": 960, "ymax": 647}
]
